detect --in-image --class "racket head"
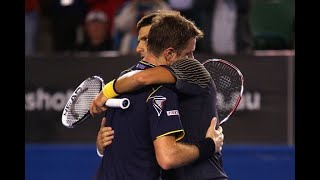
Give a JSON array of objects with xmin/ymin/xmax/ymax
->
[
  {"xmin": 203, "ymin": 59, "xmax": 244, "ymax": 125},
  {"xmin": 62, "ymin": 76, "xmax": 104, "ymax": 128}
]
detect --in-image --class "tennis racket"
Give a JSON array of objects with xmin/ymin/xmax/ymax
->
[
  {"xmin": 203, "ymin": 59, "xmax": 244, "ymax": 125},
  {"xmin": 61, "ymin": 76, "xmax": 130, "ymax": 128}
]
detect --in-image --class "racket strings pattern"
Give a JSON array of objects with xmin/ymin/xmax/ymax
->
[
  {"xmin": 170, "ymin": 58, "xmax": 211, "ymax": 88},
  {"xmin": 62, "ymin": 76, "xmax": 131, "ymax": 128},
  {"xmin": 203, "ymin": 59, "xmax": 244, "ymax": 124},
  {"xmin": 63, "ymin": 77, "xmax": 103, "ymax": 127}
]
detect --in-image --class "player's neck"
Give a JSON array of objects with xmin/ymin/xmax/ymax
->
[{"xmin": 143, "ymin": 53, "xmax": 167, "ymax": 66}]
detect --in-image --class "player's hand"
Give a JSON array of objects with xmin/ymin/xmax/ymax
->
[
  {"xmin": 205, "ymin": 117, "xmax": 224, "ymax": 153},
  {"xmin": 90, "ymin": 92, "xmax": 109, "ymax": 116},
  {"xmin": 96, "ymin": 117, "xmax": 114, "ymax": 156}
]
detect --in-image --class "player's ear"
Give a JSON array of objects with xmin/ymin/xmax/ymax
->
[{"xmin": 164, "ymin": 48, "xmax": 175, "ymax": 62}]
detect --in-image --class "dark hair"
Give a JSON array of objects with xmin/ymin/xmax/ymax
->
[
  {"xmin": 136, "ymin": 12, "xmax": 158, "ymax": 31},
  {"xmin": 147, "ymin": 10, "xmax": 204, "ymax": 56}
]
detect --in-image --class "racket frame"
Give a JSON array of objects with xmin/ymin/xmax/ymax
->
[{"xmin": 203, "ymin": 59, "xmax": 244, "ymax": 125}]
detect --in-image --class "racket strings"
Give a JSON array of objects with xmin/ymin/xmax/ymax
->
[
  {"xmin": 204, "ymin": 61, "xmax": 243, "ymax": 122},
  {"xmin": 65, "ymin": 78, "xmax": 102, "ymax": 126}
]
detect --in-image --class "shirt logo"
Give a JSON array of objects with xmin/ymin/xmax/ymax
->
[
  {"xmin": 150, "ymin": 96, "xmax": 166, "ymax": 116},
  {"xmin": 167, "ymin": 110, "xmax": 179, "ymax": 116}
]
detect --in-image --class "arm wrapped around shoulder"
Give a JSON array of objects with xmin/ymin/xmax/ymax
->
[
  {"xmin": 163, "ymin": 58, "xmax": 213, "ymax": 94},
  {"xmin": 102, "ymin": 79, "xmax": 119, "ymax": 98}
]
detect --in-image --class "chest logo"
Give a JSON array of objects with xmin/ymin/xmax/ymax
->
[{"xmin": 150, "ymin": 96, "xmax": 167, "ymax": 116}]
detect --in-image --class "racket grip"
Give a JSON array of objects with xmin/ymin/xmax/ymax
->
[{"xmin": 105, "ymin": 98, "xmax": 130, "ymax": 109}]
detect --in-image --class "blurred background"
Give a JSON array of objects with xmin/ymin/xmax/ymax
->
[{"xmin": 25, "ymin": 0, "xmax": 295, "ymax": 179}]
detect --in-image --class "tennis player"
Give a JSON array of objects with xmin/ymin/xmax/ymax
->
[{"xmin": 92, "ymin": 10, "xmax": 228, "ymax": 180}]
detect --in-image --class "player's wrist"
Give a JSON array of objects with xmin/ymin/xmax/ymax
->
[
  {"xmin": 113, "ymin": 78, "xmax": 120, "ymax": 94},
  {"xmin": 96, "ymin": 147, "xmax": 104, "ymax": 158},
  {"xmin": 195, "ymin": 138, "xmax": 216, "ymax": 161},
  {"xmin": 102, "ymin": 79, "xmax": 119, "ymax": 98}
]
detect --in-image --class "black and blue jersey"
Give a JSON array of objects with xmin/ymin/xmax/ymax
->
[
  {"xmin": 94, "ymin": 60, "xmax": 184, "ymax": 180},
  {"xmin": 161, "ymin": 58, "xmax": 228, "ymax": 180}
]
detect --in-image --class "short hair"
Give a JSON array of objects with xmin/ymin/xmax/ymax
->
[
  {"xmin": 136, "ymin": 13, "xmax": 158, "ymax": 31},
  {"xmin": 147, "ymin": 10, "xmax": 204, "ymax": 56}
]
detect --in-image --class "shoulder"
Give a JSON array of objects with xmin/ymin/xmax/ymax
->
[
  {"xmin": 170, "ymin": 58, "xmax": 206, "ymax": 73},
  {"xmin": 118, "ymin": 65, "xmax": 137, "ymax": 77},
  {"xmin": 170, "ymin": 58, "xmax": 212, "ymax": 88},
  {"xmin": 147, "ymin": 85, "xmax": 178, "ymax": 101},
  {"xmin": 152, "ymin": 84, "xmax": 176, "ymax": 94}
]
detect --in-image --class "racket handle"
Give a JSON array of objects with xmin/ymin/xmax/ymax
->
[{"xmin": 105, "ymin": 98, "xmax": 130, "ymax": 109}]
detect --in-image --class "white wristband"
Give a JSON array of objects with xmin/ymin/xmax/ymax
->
[{"xmin": 96, "ymin": 148, "xmax": 104, "ymax": 158}]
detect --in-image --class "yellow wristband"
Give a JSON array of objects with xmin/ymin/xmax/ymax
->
[{"xmin": 102, "ymin": 79, "xmax": 119, "ymax": 98}]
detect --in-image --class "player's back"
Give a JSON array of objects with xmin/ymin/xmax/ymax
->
[
  {"xmin": 178, "ymin": 80, "xmax": 217, "ymax": 143},
  {"xmin": 161, "ymin": 58, "xmax": 228, "ymax": 180}
]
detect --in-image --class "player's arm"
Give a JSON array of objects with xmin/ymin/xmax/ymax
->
[
  {"xmin": 114, "ymin": 58, "xmax": 210, "ymax": 95},
  {"xmin": 90, "ymin": 67, "xmax": 176, "ymax": 116},
  {"xmin": 154, "ymin": 135, "xmax": 198, "ymax": 170},
  {"xmin": 114, "ymin": 66, "xmax": 176, "ymax": 94},
  {"xmin": 154, "ymin": 117, "xmax": 223, "ymax": 170},
  {"xmin": 90, "ymin": 58, "xmax": 208, "ymax": 116}
]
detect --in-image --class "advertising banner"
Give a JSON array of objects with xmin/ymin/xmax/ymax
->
[{"xmin": 25, "ymin": 55, "xmax": 294, "ymax": 144}]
